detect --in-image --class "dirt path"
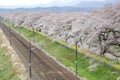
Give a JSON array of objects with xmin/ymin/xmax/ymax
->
[{"xmin": 0, "ymin": 29, "xmax": 30, "ymax": 80}]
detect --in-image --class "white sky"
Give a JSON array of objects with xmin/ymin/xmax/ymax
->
[{"xmin": 0, "ymin": 0, "xmax": 106, "ymax": 8}]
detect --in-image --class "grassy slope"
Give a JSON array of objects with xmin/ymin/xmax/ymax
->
[
  {"xmin": 6, "ymin": 20, "xmax": 120, "ymax": 80},
  {"xmin": 0, "ymin": 32, "xmax": 19, "ymax": 80}
]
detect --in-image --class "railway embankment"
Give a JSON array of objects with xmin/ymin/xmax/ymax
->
[{"xmin": 0, "ymin": 28, "xmax": 30, "ymax": 80}]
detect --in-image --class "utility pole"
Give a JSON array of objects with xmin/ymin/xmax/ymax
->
[
  {"xmin": 75, "ymin": 37, "xmax": 79, "ymax": 80},
  {"xmin": 28, "ymin": 24, "xmax": 36, "ymax": 80},
  {"xmin": 29, "ymin": 41, "xmax": 32, "ymax": 79},
  {"xmin": 75, "ymin": 41, "xmax": 78, "ymax": 79}
]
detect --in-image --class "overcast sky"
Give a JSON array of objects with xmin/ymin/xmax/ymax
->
[{"xmin": 0, "ymin": 0, "xmax": 108, "ymax": 8}]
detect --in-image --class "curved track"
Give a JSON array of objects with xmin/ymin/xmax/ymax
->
[{"xmin": 0, "ymin": 22, "xmax": 81, "ymax": 80}]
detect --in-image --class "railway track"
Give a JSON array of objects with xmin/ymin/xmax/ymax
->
[{"xmin": 0, "ymin": 22, "xmax": 81, "ymax": 80}]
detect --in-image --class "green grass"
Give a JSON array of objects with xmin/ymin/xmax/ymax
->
[
  {"xmin": 5, "ymin": 19, "xmax": 120, "ymax": 80},
  {"xmin": 0, "ymin": 36, "xmax": 19, "ymax": 80}
]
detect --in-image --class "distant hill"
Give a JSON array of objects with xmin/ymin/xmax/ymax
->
[
  {"xmin": 0, "ymin": 0, "xmax": 117, "ymax": 12},
  {"xmin": 74, "ymin": 0, "xmax": 117, "ymax": 8},
  {"xmin": 74, "ymin": 1, "xmax": 107, "ymax": 8},
  {"xmin": 0, "ymin": 7, "xmax": 94, "ymax": 12}
]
